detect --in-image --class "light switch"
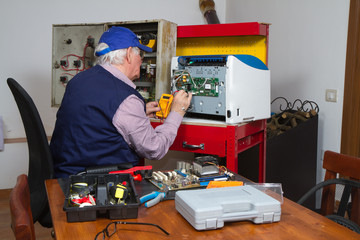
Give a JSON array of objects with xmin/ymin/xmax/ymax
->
[{"xmin": 325, "ymin": 89, "xmax": 337, "ymax": 102}]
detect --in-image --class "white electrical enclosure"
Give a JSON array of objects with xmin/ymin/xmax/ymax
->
[
  {"xmin": 171, "ymin": 55, "xmax": 271, "ymax": 123},
  {"xmin": 226, "ymin": 55, "xmax": 271, "ymax": 123}
]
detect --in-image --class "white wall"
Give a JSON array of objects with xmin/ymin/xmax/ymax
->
[
  {"xmin": 0, "ymin": 0, "xmax": 226, "ymax": 189},
  {"xmin": 226, "ymin": 0, "xmax": 350, "ymax": 184},
  {"xmin": 0, "ymin": 0, "xmax": 351, "ymax": 189}
]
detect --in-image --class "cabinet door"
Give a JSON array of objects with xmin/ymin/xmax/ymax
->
[{"xmin": 52, "ymin": 24, "xmax": 104, "ymax": 106}]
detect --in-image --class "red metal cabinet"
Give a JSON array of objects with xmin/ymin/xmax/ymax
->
[
  {"xmin": 156, "ymin": 22, "xmax": 270, "ymax": 182},
  {"xmin": 151, "ymin": 119, "xmax": 266, "ymax": 182}
]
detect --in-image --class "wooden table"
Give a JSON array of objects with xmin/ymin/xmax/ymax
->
[{"xmin": 45, "ymin": 179, "xmax": 359, "ymax": 240}]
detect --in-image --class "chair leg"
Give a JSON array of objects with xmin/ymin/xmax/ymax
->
[{"xmin": 337, "ymin": 185, "xmax": 352, "ymax": 216}]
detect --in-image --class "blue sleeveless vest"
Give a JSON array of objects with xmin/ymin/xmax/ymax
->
[{"xmin": 50, "ymin": 65, "xmax": 145, "ymax": 178}]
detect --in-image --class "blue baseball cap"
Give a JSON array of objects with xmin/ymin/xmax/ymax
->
[{"xmin": 95, "ymin": 27, "xmax": 153, "ymax": 56}]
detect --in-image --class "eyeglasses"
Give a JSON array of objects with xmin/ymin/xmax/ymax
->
[
  {"xmin": 139, "ymin": 50, "xmax": 145, "ymax": 60},
  {"xmin": 94, "ymin": 221, "xmax": 170, "ymax": 240}
]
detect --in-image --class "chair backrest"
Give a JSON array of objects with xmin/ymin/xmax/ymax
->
[
  {"xmin": 321, "ymin": 150, "xmax": 360, "ymax": 225},
  {"xmin": 7, "ymin": 78, "xmax": 53, "ymax": 227},
  {"xmin": 9, "ymin": 174, "xmax": 36, "ymax": 240}
]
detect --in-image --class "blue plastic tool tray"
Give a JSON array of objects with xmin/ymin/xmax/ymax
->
[{"xmin": 63, "ymin": 173, "xmax": 140, "ymax": 222}]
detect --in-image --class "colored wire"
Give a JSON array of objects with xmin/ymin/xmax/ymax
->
[{"xmin": 59, "ymin": 36, "xmax": 94, "ymax": 74}]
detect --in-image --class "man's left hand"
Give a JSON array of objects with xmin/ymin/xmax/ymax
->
[{"xmin": 146, "ymin": 101, "xmax": 161, "ymax": 118}]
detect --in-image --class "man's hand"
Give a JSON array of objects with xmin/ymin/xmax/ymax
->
[
  {"xmin": 146, "ymin": 101, "xmax": 161, "ymax": 118},
  {"xmin": 171, "ymin": 90, "xmax": 192, "ymax": 117}
]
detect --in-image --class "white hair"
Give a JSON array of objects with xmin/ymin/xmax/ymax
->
[{"xmin": 95, "ymin": 43, "xmax": 140, "ymax": 65}]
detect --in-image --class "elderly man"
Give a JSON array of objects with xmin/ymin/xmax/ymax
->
[{"xmin": 50, "ymin": 27, "xmax": 192, "ymax": 178}]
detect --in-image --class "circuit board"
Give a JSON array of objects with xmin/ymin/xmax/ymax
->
[
  {"xmin": 149, "ymin": 170, "xmax": 203, "ymax": 192},
  {"xmin": 147, "ymin": 159, "xmax": 237, "ymax": 202},
  {"xmin": 173, "ymin": 70, "xmax": 219, "ymax": 97}
]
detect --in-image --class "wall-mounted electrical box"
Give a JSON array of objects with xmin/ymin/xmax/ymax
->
[{"xmin": 51, "ymin": 19, "xmax": 177, "ymax": 107}]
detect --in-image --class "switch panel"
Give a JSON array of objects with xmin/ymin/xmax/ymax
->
[{"xmin": 325, "ymin": 89, "xmax": 337, "ymax": 103}]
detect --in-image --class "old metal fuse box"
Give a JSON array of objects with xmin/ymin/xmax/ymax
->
[{"xmin": 52, "ymin": 20, "xmax": 176, "ymax": 106}]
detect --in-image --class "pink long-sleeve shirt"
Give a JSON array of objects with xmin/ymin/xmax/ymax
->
[{"xmin": 101, "ymin": 63, "xmax": 182, "ymax": 160}]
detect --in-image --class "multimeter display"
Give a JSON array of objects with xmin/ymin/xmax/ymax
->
[{"xmin": 156, "ymin": 94, "xmax": 173, "ymax": 118}]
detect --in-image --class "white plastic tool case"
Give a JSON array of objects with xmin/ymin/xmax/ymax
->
[{"xmin": 175, "ymin": 186, "xmax": 281, "ymax": 230}]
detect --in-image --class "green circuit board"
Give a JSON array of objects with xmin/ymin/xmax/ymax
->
[{"xmin": 173, "ymin": 71, "xmax": 219, "ymax": 97}]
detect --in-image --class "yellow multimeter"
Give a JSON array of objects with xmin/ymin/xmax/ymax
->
[{"xmin": 156, "ymin": 94, "xmax": 173, "ymax": 118}]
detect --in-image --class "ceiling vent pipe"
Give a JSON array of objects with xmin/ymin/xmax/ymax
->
[{"xmin": 199, "ymin": 0, "xmax": 220, "ymax": 24}]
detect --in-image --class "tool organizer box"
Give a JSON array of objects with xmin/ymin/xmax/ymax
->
[
  {"xmin": 175, "ymin": 185, "xmax": 281, "ymax": 230},
  {"xmin": 63, "ymin": 174, "xmax": 140, "ymax": 222}
]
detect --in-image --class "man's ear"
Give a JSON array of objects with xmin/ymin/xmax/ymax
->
[{"xmin": 126, "ymin": 47, "xmax": 132, "ymax": 64}]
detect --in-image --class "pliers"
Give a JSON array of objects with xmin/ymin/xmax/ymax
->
[{"xmin": 140, "ymin": 189, "xmax": 168, "ymax": 207}]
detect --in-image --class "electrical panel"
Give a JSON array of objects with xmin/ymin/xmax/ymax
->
[
  {"xmin": 171, "ymin": 55, "xmax": 271, "ymax": 123},
  {"xmin": 51, "ymin": 20, "xmax": 177, "ymax": 107},
  {"xmin": 52, "ymin": 24, "xmax": 104, "ymax": 106}
]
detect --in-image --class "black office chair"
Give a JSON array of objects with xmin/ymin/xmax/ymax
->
[
  {"xmin": 298, "ymin": 178, "xmax": 360, "ymax": 233},
  {"xmin": 7, "ymin": 78, "xmax": 53, "ymax": 228},
  {"xmin": 297, "ymin": 150, "xmax": 360, "ymax": 233}
]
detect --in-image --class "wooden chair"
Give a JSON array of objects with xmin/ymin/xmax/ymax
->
[
  {"xmin": 321, "ymin": 150, "xmax": 360, "ymax": 225},
  {"xmin": 298, "ymin": 150, "xmax": 360, "ymax": 232},
  {"xmin": 9, "ymin": 174, "xmax": 36, "ymax": 240}
]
